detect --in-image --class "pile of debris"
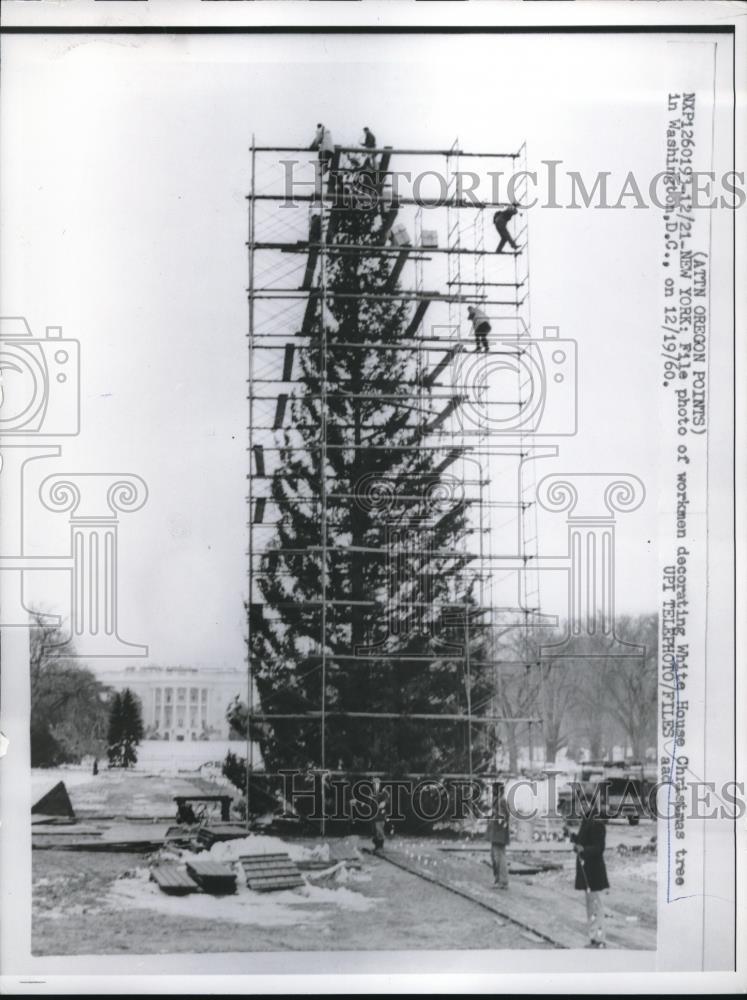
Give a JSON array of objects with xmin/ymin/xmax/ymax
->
[{"xmin": 148, "ymin": 834, "xmax": 363, "ymax": 899}]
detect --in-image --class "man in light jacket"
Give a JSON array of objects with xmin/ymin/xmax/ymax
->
[{"xmin": 310, "ymin": 123, "xmax": 334, "ymax": 173}]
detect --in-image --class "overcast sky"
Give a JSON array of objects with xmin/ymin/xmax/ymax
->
[{"xmin": 1, "ymin": 31, "xmax": 732, "ymax": 670}]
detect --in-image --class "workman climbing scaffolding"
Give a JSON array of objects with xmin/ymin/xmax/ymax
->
[
  {"xmin": 467, "ymin": 304, "xmax": 491, "ymax": 353},
  {"xmin": 493, "ymin": 204, "xmax": 519, "ymax": 253}
]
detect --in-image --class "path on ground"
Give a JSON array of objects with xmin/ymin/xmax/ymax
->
[{"xmin": 381, "ymin": 836, "xmax": 655, "ymax": 950}]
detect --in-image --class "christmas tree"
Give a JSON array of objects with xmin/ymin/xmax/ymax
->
[{"xmin": 238, "ymin": 185, "xmax": 495, "ymax": 780}]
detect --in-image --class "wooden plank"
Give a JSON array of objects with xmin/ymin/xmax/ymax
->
[
  {"xmin": 326, "ymin": 148, "xmax": 342, "ymax": 195},
  {"xmin": 252, "ymin": 444, "xmax": 265, "ymax": 477},
  {"xmin": 423, "ymin": 347, "xmax": 457, "ymax": 389},
  {"xmin": 424, "ymin": 395, "xmax": 463, "ymax": 434},
  {"xmin": 325, "ymin": 208, "xmax": 341, "ymax": 244},
  {"xmin": 151, "ymin": 865, "xmax": 199, "ymax": 896},
  {"xmin": 385, "ymin": 247, "xmax": 411, "ymax": 292},
  {"xmin": 302, "ymin": 215, "xmax": 322, "ymax": 290},
  {"xmin": 377, "ymin": 205, "xmax": 399, "ymax": 245},
  {"xmin": 33, "ymin": 838, "xmax": 165, "ymax": 853},
  {"xmin": 404, "ymin": 299, "xmax": 430, "ymax": 338},
  {"xmin": 273, "ymin": 394, "xmax": 288, "ymax": 430},
  {"xmin": 281, "ymin": 343, "xmax": 295, "ymax": 382},
  {"xmin": 301, "ymin": 293, "xmax": 318, "ymax": 335},
  {"xmin": 188, "ymin": 860, "xmax": 236, "ymax": 876}
]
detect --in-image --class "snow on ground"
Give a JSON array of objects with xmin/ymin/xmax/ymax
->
[
  {"xmin": 108, "ymin": 865, "xmax": 378, "ymax": 926},
  {"xmin": 612, "ymin": 855, "xmax": 657, "ymax": 883},
  {"xmin": 32, "ymin": 768, "xmax": 103, "ymax": 797},
  {"xmin": 132, "ymin": 740, "xmax": 257, "ymax": 775},
  {"xmin": 207, "ymin": 834, "xmax": 332, "ymax": 864}
]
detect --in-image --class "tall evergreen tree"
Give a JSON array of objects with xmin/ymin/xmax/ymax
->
[
  {"xmin": 244, "ymin": 189, "xmax": 495, "ymax": 777},
  {"xmin": 107, "ymin": 687, "xmax": 144, "ymax": 768}
]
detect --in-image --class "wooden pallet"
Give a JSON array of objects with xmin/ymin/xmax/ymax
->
[
  {"xmin": 150, "ymin": 864, "xmax": 199, "ymax": 896},
  {"xmin": 239, "ymin": 852, "xmax": 305, "ymax": 892},
  {"xmin": 185, "ymin": 859, "xmax": 237, "ymax": 895}
]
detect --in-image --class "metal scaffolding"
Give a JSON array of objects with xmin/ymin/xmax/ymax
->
[{"xmin": 246, "ymin": 138, "xmax": 546, "ymax": 821}]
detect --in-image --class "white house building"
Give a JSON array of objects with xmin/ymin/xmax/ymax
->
[{"xmin": 95, "ymin": 664, "xmax": 248, "ymax": 741}]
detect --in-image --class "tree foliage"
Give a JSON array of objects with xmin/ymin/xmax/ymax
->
[
  {"xmin": 29, "ymin": 611, "xmax": 111, "ymax": 767},
  {"xmin": 107, "ymin": 688, "xmax": 144, "ymax": 768}
]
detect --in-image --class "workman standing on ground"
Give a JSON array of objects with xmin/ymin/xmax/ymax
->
[
  {"xmin": 486, "ymin": 782, "xmax": 511, "ymax": 889},
  {"xmin": 570, "ymin": 803, "xmax": 610, "ymax": 948},
  {"xmin": 371, "ymin": 777, "xmax": 390, "ymax": 853}
]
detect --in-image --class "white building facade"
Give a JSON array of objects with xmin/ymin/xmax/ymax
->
[{"xmin": 96, "ymin": 665, "xmax": 248, "ymax": 741}]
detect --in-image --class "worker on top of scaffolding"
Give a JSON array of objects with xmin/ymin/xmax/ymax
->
[
  {"xmin": 493, "ymin": 204, "xmax": 519, "ymax": 254},
  {"xmin": 467, "ymin": 304, "xmax": 491, "ymax": 354},
  {"xmin": 310, "ymin": 123, "xmax": 335, "ymax": 174},
  {"xmin": 361, "ymin": 126, "xmax": 378, "ymax": 169}
]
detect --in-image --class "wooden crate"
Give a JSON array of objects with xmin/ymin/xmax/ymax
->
[
  {"xmin": 239, "ymin": 852, "xmax": 305, "ymax": 892},
  {"xmin": 185, "ymin": 859, "xmax": 237, "ymax": 895},
  {"xmin": 150, "ymin": 864, "xmax": 199, "ymax": 896}
]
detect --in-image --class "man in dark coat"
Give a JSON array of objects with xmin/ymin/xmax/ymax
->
[
  {"xmin": 361, "ymin": 126, "xmax": 378, "ymax": 169},
  {"xmin": 371, "ymin": 777, "xmax": 390, "ymax": 853},
  {"xmin": 570, "ymin": 809, "xmax": 610, "ymax": 948},
  {"xmin": 493, "ymin": 205, "xmax": 519, "ymax": 253},
  {"xmin": 486, "ymin": 782, "xmax": 510, "ymax": 889}
]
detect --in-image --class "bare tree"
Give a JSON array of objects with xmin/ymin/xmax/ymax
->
[
  {"xmin": 570, "ymin": 659, "xmax": 614, "ymax": 760},
  {"xmin": 538, "ymin": 657, "xmax": 576, "ymax": 763},
  {"xmin": 489, "ymin": 615, "xmax": 658, "ymax": 769},
  {"xmin": 601, "ymin": 613, "xmax": 658, "ymax": 761},
  {"xmin": 29, "ymin": 611, "xmax": 111, "ymax": 766}
]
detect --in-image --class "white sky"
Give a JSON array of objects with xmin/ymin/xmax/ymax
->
[{"xmin": 0, "ymin": 31, "xmax": 734, "ymax": 669}]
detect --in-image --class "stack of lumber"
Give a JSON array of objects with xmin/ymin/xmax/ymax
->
[{"xmin": 239, "ymin": 852, "xmax": 305, "ymax": 892}]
